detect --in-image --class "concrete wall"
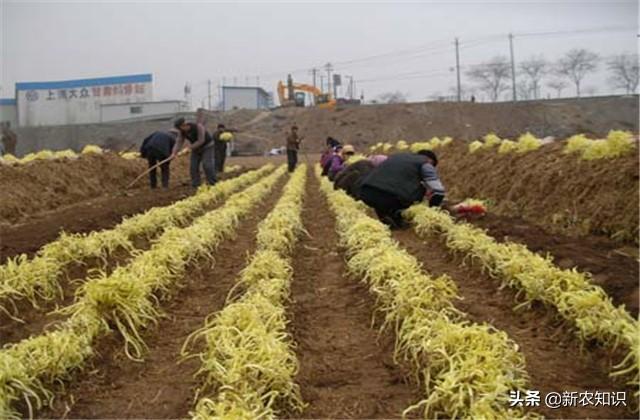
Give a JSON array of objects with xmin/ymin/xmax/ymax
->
[
  {"xmin": 100, "ymin": 101, "xmax": 187, "ymax": 122},
  {"xmin": 14, "ymin": 113, "xmax": 194, "ymax": 156}
]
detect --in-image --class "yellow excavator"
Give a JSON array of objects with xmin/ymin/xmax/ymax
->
[{"xmin": 277, "ymin": 74, "xmax": 336, "ymax": 109}]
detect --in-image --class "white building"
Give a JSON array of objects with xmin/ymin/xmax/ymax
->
[
  {"xmin": 15, "ymin": 74, "xmax": 153, "ymax": 126},
  {"xmin": 100, "ymin": 100, "xmax": 189, "ymax": 122},
  {"xmin": 0, "ymin": 99, "xmax": 17, "ymax": 128},
  {"xmin": 222, "ymin": 86, "xmax": 271, "ymax": 111}
]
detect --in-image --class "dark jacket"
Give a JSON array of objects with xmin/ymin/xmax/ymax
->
[
  {"xmin": 185, "ymin": 123, "xmax": 213, "ymax": 148},
  {"xmin": 212, "ymin": 129, "xmax": 224, "ymax": 145},
  {"xmin": 141, "ymin": 131, "xmax": 178, "ymax": 159},
  {"xmin": 286, "ymin": 132, "xmax": 300, "ymax": 150},
  {"xmin": 360, "ymin": 153, "xmax": 433, "ymax": 205},
  {"xmin": 334, "ymin": 159, "xmax": 375, "ymax": 199}
]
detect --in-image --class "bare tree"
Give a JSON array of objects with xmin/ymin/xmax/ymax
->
[
  {"xmin": 377, "ymin": 91, "xmax": 408, "ymax": 104},
  {"xmin": 607, "ymin": 53, "xmax": 639, "ymax": 94},
  {"xmin": 466, "ymin": 56, "xmax": 511, "ymax": 102},
  {"xmin": 555, "ymin": 48, "xmax": 599, "ymax": 97},
  {"xmin": 519, "ymin": 56, "xmax": 547, "ymax": 99},
  {"xmin": 547, "ymin": 80, "xmax": 568, "ymax": 98},
  {"xmin": 516, "ymin": 81, "xmax": 533, "ymax": 100}
]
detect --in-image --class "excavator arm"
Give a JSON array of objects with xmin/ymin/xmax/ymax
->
[{"xmin": 277, "ymin": 76, "xmax": 336, "ymax": 109}]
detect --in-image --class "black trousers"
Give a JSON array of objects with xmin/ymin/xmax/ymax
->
[
  {"xmin": 214, "ymin": 141, "xmax": 227, "ymax": 173},
  {"xmin": 359, "ymin": 185, "xmax": 407, "ymax": 225},
  {"xmin": 287, "ymin": 149, "xmax": 298, "ymax": 172},
  {"xmin": 147, "ymin": 149, "xmax": 170, "ymax": 189}
]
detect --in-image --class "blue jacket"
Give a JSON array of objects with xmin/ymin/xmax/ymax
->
[{"xmin": 141, "ymin": 130, "xmax": 178, "ymax": 159}]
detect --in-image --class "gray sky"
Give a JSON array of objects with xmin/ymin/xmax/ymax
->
[{"xmin": 1, "ymin": 0, "xmax": 638, "ymax": 105}]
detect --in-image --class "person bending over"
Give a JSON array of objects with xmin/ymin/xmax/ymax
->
[
  {"xmin": 140, "ymin": 128, "xmax": 179, "ymax": 189},
  {"xmin": 172, "ymin": 117, "xmax": 216, "ymax": 187},
  {"xmin": 359, "ymin": 150, "xmax": 445, "ymax": 229}
]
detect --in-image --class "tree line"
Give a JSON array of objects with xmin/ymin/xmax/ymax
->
[
  {"xmin": 375, "ymin": 49, "xmax": 638, "ymax": 103},
  {"xmin": 465, "ymin": 49, "xmax": 638, "ymax": 102}
]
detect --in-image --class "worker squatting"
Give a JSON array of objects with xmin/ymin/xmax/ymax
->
[
  {"xmin": 139, "ymin": 120, "xmax": 445, "ymax": 230},
  {"xmin": 317, "ymin": 134, "xmax": 445, "ymax": 229}
]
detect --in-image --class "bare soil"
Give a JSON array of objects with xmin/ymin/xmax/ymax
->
[
  {"xmin": 393, "ymin": 228, "xmax": 635, "ymax": 419},
  {"xmin": 289, "ymin": 172, "xmax": 420, "ymax": 419},
  {"xmin": 465, "ymin": 212, "xmax": 639, "ymax": 315},
  {"xmin": 438, "ymin": 141, "xmax": 639, "ymax": 244},
  {"xmin": 38, "ymin": 177, "xmax": 286, "ymax": 419},
  {"xmin": 0, "ymin": 170, "xmax": 252, "ymax": 347},
  {"xmin": 3, "ymin": 151, "xmax": 637, "ymax": 419},
  {"xmin": 0, "ymin": 167, "xmax": 248, "ymax": 261}
]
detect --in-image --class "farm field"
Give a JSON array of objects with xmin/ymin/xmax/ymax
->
[{"xmin": 0, "ymin": 136, "xmax": 637, "ymax": 419}]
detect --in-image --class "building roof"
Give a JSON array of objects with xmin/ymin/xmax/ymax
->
[
  {"xmin": 222, "ymin": 85, "xmax": 269, "ymax": 96},
  {"xmin": 0, "ymin": 98, "xmax": 16, "ymax": 106},
  {"xmin": 15, "ymin": 74, "xmax": 152, "ymax": 91}
]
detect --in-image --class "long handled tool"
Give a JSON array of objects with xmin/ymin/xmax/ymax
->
[
  {"xmin": 120, "ymin": 142, "xmax": 137, "ymax": 154},
  {"xmin": 126, "ymin": 156, "xmax": 174, "ymax": 189}
]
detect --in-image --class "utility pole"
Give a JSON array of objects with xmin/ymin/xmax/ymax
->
[
  {"xmin": 222, "ymin": 77, "xmax": 227, "ymax": 110},
  {"xmin": 207, "ymin": 79, "xmax": 212, "ymax": 110},
  {"xmin": 346, "ymin": 76, "xmax": 354, "ymax": 99},
  {"xmin": 455, "ymin": 37, "xmax": 461, "ymax": 102},
  {"xmin": 310, "ymin": 68, "xmax": 318, "ymax": 87},
  {"xmin": 509, "ymin": 33, "xmax": 517, "ymax": 102},
  {"xmin": 325, "ymin": 62, "xmax": 333, "ymax": 96},
  {"xmin": 184, "ymin": 82, "xmax": 192, "ymax": 110}
]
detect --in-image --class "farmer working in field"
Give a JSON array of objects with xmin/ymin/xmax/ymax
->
[
  {"xmin": 359, "ymin": 149, "xmax": 445, "ymax": 229},
  {"xmin": 320, "ymin": 136, "xmax": 341, "ymax": 169},
  {"xmin": 212, "ymin": 123, "xmax": 238, "ymax": 173},
  {"xmin": 286, "ymin": 125, "xmax": 303, "ymax": 172},
  {"xmin": 328, "ymin": 144, "xmax": 356, "ymax": 180},
  {"xmin": 140, "ymin": 129, "xmax": 180, "ymax": 189},
  {"xmin": 333, "ymin": 158, "xmax": 374, "ymax": 199},
  {"xmin": 171, "ymin": 117, "xmax": 216, "ymax": 188}
]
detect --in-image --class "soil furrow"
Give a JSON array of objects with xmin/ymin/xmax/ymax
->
[
  {"xmin": 289, "ymin": 171, "xmax": 419, "ymax": 419},
  {"xmin": 393, "ymin": 228, "xmax": 635, "ymax": 419},
  {"xmin": 36, "ymin": 177, "xmax": 286, "ymax": 419},
  {"xmin": 0, "ymin": 172, "xmax": 248, "ymax": 346},
  {"xmin": 0, "ymin": 169, "xmax": 247, "ymax": 261},
  {"xmin": 464, "ymin": 212, "xmax": 639, "ymax": 315}
]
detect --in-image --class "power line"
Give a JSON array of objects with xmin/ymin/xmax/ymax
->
[
  {"xmin": 357, "ymin": 69, "xmax": 452, "ymax": 84},
  {"xmin": 185, "ymin": 25, "xmax": 635, "ymax": 105},
  {"xmin": 515, "ymin": 25, "xmax": 636, "ymax": 38},
  {"xmin": 198, "ymin": 26, "xmax": 635, "ymax": 87}
]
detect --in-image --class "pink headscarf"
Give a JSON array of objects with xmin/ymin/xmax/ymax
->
[{"xmin": 368, "ymin": 154, "xmax": 388, "ymax": 167}]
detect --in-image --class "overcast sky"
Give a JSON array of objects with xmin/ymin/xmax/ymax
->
[{"xmin": 1, "ymin": 0, "xmax": 638, "ymax": 106}]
